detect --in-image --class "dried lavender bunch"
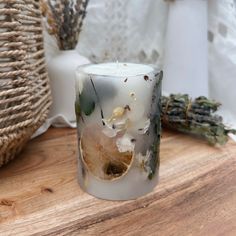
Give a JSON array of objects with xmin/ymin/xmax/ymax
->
[
  {"xmin": 41, "ymin": 0, "xmax": 89, "ymax": 50},
  {"xmin": 161, "ymin": 94, "xmax": 236, "ymax": 145}
]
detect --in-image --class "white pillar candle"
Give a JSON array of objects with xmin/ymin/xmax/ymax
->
[
  {"xmin": 75, "ymin": 62, "xmax": 162, "ymax": 200},
  {"xmin": 163, "ymin": 0, "xmax": 208, "ymax": 98}
]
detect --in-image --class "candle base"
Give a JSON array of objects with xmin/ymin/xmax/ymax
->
[{"xmin": 78, "ymin": 162, "xmax": 159, "ymax": 200}]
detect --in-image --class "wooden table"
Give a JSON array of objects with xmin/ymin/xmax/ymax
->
[{"xmin": 0, "ymin": 128, "xmax": 236, "ymax": 236}]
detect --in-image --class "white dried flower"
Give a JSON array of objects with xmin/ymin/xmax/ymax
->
[
  {"xmin": 136, "ymin": 150, "xmax": 151, "ymax": 172},
  {"xmin": 116, "ymin": 134, "xmax": 135, "ymax": 153}
]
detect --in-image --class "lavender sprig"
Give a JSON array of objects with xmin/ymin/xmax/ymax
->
[
  {"xmin": 41, "ymin": 0, "xmax": 89, "ymax": 50},
  {"xmin": 161, "ymin": 94, "xmax": 236, "ymax": 145}
]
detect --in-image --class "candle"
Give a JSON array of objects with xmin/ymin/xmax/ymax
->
[{"xmin": 75, "ymin": 63, "xmax": 162, "ymax": 200}]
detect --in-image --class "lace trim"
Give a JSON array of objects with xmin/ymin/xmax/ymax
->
[{"xmin": 77, "ymin": 0, "xmax": 168, "ymax": 65}]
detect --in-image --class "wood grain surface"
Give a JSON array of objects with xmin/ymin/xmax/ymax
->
[{"xmin": 0, "ymin": 128, "xmax": 235, "ymax": 236}]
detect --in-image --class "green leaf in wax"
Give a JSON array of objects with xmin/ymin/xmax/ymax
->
[
  {"xmin": 79, "ymin": 91, "xmax": 95, "ymax": 116},
  {"xmin": 145, "ymin": 78, "xmax": 162, "ymax": 180},
  {"xmin": 75, "ymin": 99, "xmax": 81, "ymax": 116}
]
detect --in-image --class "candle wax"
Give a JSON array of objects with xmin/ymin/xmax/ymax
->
[
  {"xmin": 75, "ymin": 63, "xmax": 162, "ymax": 200},
  {"xmin": 83, "ymin": 63, "xmax": 154, "ymax": 77}
]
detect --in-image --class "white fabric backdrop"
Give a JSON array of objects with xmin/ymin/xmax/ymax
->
[
  {"xmin": 76, "ymin": 0, "xmax": 236, "ymax": 129},
  {"xmin": 41, "ymin": 0, "xmax": 236, "ymax": 135},
  {"xmin": 208, "ymin": 0, "xmax": 236, "ymax": 129},
  {"xmin": 77, "ymin": 0, "xmax": 168, "ymax": 65},
  {"xmin": 163, "ymin": 0, "xmax": 208, "ymax": 98}
]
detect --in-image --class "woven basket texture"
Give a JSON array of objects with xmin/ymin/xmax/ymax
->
[{"xmin": 0, "ymin": 0, "xmax": 51, "ymax": 166}]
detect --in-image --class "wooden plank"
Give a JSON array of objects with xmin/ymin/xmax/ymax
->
[{"xmin": 0, "ymin": 128, "xmax": 235, "ymax": 236}]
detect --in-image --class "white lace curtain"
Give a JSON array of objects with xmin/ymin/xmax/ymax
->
[
  {"xmin": 77, "ymin": 0, "xmax": 168, "ymax": 65},
  {"xmin": 77, "ymin": 0, "xmax": 236, "ymax": 128}
]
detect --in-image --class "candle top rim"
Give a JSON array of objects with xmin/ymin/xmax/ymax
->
[{"xmin": 78, "ymin": 63, "xmax": 157, "ymax": 77}]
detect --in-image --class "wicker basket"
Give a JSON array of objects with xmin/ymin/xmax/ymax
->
[{"xmin": 0, "ymin": 0, "xmax": 52, "ymax": 166}]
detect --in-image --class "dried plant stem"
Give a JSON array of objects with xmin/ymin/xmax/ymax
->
[
  {"xmin": 41, "ymin": 0, "xmax": 89, "ymax": 50},
  {"xmin": 161, "ymin": 94, "xmax": 236, "ymax": 145},
  {"xmin": 90, "ymin": 77, "xmax": 105, "ymax": 125}
]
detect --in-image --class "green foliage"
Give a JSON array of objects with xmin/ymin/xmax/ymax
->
[
  {"xmin": 79, "ymin": 91, "xmax": 95, "ymax": 116},
  {"xmin": 75, "ymin": 100, "xmax": 80, "ymax": 116},
  {"xmin": 161, "ymin": 94, "xmax": 236, "ymax": 145}
]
